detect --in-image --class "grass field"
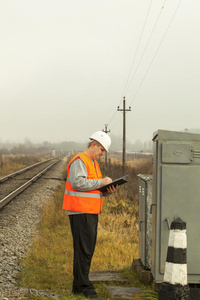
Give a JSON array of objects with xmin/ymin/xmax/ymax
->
[
  {"xmin": 17, "ymin": 154, "xmax": 158, "ymax": 299},
  {"xmin": 0, "ymin": 154, "xmax": 50, "ymax": 176}
]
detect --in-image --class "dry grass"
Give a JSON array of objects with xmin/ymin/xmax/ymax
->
[
  {"xmin": 18, "ymin": 156, "xmax": 155, "ymax": 299},
  {"xmin": 0, "ymin": 154, "xmax": 50, "ymax": 176}
]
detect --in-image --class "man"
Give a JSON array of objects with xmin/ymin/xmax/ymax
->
[{"xmin": 63, "ymin": 131, "xmax": 117, "ymax": 299}]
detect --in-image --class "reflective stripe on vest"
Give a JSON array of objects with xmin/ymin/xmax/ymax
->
[{"xmin": 65, "ymin": 190, "xmax": 102, "ymax": 198}]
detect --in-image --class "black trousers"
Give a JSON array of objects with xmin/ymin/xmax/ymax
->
[{"xmin": 69, "ymin": 214, "xmax": 98, "ymax": 293}]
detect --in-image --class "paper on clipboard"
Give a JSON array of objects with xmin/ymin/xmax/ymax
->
[{"xmin": 97, "ymin": 175, "xmax": 128, "ymax": 193}]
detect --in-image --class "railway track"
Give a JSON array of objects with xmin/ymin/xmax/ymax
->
[
  {"xmin": 0, "ymin": 156, "xmax": 63, "ymax": 210},
  {"xmin": 0, "ymin": 156, "xmax": 67, "ymax": 292}
]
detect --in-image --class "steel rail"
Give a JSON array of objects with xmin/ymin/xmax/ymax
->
[
  {"xmin": 0, "ymin": 158, "xmax": 61, "ymax": 210},
  {"xmin": 0, "ymin": 156, "xmax": 61, "ymax": 183}
]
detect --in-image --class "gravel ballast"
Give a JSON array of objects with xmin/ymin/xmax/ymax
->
[{"xmin": 0, "ymin": 157, "xmax": 67, "ymax": 299}]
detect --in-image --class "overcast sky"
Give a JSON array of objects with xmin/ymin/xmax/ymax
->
[{"xmin": 1, "ymin": 0, "xmax": 200, "ymax": 146}]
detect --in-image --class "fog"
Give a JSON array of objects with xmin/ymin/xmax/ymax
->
[{"xmin": 1, "ymin": 0, "xmax": 200, "ymax": 148}]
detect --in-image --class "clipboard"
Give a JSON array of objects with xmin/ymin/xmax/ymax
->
[{"xmin": 97, "ymin": 175, "xmax": 128, "ymax": 193}]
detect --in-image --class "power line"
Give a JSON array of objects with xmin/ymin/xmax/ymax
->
[
  {"xmin": 124, "ymin": 0, "xmax": 168, "ymax": 96},
  {"xmin": 107, "ymin": 0, "xmax": 182, "ymax": 137},
  {"xmin": 108, "ymin": 0, "xmax": 166, "ymax": 125},
  {"xmin": 107, "ymin": 110, "xmax": 118, "ymax": 126},
  {"xmin": 107, "ymin": 1, "xmax": 153, "ymax": 127},
  {"xmin": 107, "ymin": 1, "xmax": 160, "ymax": 128},
  {"xmin": 121, "ymin": 0, "xmax": 153, "ymax": 99},
  {"xmin": 109, "ymin": 113, "xmax": 123, "ymax": 129},
  {"xmin": 129, "ymin": 0, "xmax": 183, "ymax": 107}
]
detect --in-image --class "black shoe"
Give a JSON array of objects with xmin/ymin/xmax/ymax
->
[
  {"xmin": 83, "ymin": 291, "xmax": 100, "ymax": 299},
  {"xmin": 72, "ymin": 290, "xmax": 83, "ymax": 295}
]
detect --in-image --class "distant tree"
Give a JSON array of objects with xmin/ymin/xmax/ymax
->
[
  {"xmin": 24, "ymin": 137, "xmax": 33, "ymax": 148},
  {"xmin": 12, "ymin": 144, "xmax": 26, "ymax": 154},
  {"xmin": 0, "ymin": 147, "xmax": 10, "ymax": 155}
]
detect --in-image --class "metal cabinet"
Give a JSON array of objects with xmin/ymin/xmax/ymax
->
[
  {"xmin": 138, "ymin": 174, "xmax": 153, "ymax": 270},
  {"xmin": 151, "ymin": 129, "xmax": 200, "ymax": 283}
]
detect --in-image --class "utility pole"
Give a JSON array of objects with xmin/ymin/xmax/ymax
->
[
  {"xmin": 102, "ymin": 124, "xmax": 110, "ymax": 165},
  {"xmin": 117, "ymin": 97, "xmax": 131, "ymax": 168}
]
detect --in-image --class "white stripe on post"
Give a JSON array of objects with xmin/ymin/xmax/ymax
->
[
  {"xmin": 159, "ymin": 217, "xmax": 189, "ymax": 300},
  {"xmin": 168, "ymin": 230, "xmax": 187, "ymax": 249},
  {"xmin": 163, "ymin": 262, "xmax": 187, "ymax": 285}
]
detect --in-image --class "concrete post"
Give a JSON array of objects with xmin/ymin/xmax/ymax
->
[{"xmin": 159, "ymin": 217, "xmax": 190, "ymax": 300}]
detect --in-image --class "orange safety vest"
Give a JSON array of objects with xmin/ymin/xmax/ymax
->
[{"xmin": 62, "ymin": 152, "xmax": 103, "ymax": 213}]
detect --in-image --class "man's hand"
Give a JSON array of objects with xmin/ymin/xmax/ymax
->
[
  {"xmin": 102, "ymin": 177, "xmax": 112, "ymax": 186},
  {"xmin": 106, "ymin": 184, "xmax": 118, "ymax": 194},
  {"xmin": 102, "ymin": 177, "xmax": 118, "ymax": 196}
]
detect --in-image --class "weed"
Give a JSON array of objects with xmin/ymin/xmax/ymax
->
[{"xmin": 0, "ymin": 154, "xmax": 50, "ymax": 176}]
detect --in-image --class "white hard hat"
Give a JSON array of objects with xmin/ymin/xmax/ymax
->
[{"xmin": 89, "ymin": 131, "xmax": 111, "ymax": 152}]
